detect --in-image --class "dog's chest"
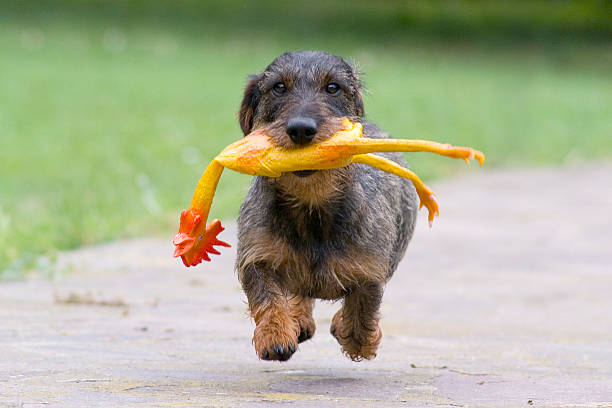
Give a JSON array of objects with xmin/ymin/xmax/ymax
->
[
  {"xmin": 266, "ymin": 203, "xmax": 385, "ymax": 299},
  {"xmin": 270, "ymin": 196, "xmax": 355, "ymax": 265}
]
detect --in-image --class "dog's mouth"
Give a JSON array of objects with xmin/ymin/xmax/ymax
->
[{"xmin": 292, "ymin": 170, "xmax": 318, "ymax": 178}]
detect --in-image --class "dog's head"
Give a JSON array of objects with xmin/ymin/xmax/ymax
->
[
  {"xmin": 238, "ymin": 51, "xmax": 364, "ymax": 146},
  {"xmin": 237, "ymin": 51, "xmax": 364, "ymax": 201}
]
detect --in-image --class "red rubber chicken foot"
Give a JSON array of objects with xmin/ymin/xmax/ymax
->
[{"xmin": 173, "ymin": 212, "xmax": 229, "ymax": 267}]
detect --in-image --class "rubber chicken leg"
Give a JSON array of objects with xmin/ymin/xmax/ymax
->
[
  {"xmin": 174, "ymin": 118, "xmax": 484, "ymax": 267},
  {"xmin": 173, "ymin": 160, "xmax": 230, "ymax": 267},
  {"xmin": 352, "ymin": 154, "xmax": 439, "ymax": 227}
]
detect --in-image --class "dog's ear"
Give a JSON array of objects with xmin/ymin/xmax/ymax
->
[{"xmin": 238, "ymin": 74, "xmax": 262, "ymax": 135}]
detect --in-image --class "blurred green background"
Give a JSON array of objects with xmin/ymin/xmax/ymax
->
[{"xmin": 1, "ymin": 0, "xmax": 612, "ymax": 277}]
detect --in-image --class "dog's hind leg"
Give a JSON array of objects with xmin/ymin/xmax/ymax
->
[
  {"xmin": 289, "ymin": 296, "xmax": 316, "ymax": 343},
  {"xmin": 330, "ymin": 282, "xmax": 383, "ymax": 361}
]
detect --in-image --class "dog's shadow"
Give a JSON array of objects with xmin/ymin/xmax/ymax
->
[{"xmin": 261, "ymin": 368, "xmax": 404, "ymax": 400}]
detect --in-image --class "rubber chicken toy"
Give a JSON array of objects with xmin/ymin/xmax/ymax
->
[{"xmin": 173, "ymin": 118, "xmax": 484, "ymax": 267}]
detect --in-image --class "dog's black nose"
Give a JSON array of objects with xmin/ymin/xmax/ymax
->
[{"xmin": 286, "ymin": 117, "xmax": 317, "ymax": 145}]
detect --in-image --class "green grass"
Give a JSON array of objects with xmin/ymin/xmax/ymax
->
[{"xmin": 1, "ymin": 2, "xmax": 612, "ymax": 277}]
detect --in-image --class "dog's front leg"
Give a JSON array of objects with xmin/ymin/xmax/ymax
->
[
  {"xmin": 330, "ymin": 281, "xmax": 384, "ymax": 361},
  {"xmin": 240, "ymin": 263, "xmax": 300, "ymax": 361}
]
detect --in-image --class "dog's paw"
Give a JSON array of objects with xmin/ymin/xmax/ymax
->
[
  {"xmin": 297, "ymin": 316, "xmax": 316, "ymax": 343},
  {"xmin": 330, "ymin": 309, "xmax": 382, "ymax": 361},
  {"xmin": 257, "ymin": 340, "xmax": 297, "ymax": 361},
  {"xmin": 253, "ymin": 317, "xmax": 300, "ymax": 362}
]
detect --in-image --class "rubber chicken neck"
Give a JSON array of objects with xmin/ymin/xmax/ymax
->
[{"xmin": 174, "ymin": 118, "xmax": 484, "ymax": 267}]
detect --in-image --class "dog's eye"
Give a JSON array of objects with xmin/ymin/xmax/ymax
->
[
  {"xmin": 325, "ymin": 83, "xmax": 341, "ymax": 95},
  {"xmin": 272, "ymin": 82, "xmax": 287, "ymax": 96}
]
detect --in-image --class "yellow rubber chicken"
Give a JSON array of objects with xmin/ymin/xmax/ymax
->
[{"xmin": 174, "ymin": 118, "xmax": 484, "ymax": 267}]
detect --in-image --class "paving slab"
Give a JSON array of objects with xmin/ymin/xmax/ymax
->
[{"xmin": 1, "ymin": 164, "xmax": 611, "ymax": 407}]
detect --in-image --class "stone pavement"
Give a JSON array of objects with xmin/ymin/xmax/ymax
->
[{"xmin": 1, "ymin": 164, "xmax": 611, "ymax": 407}]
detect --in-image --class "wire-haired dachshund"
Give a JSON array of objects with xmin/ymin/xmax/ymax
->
[{"xmin": 236, "ymin": 51, "xmax": 418, "ymax": 361}]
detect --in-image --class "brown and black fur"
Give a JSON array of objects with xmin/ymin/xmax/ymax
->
[{"xmin": 236, "ymin": 51, "xmax": 418, "ymax": 362}]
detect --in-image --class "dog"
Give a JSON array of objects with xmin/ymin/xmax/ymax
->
[{"xmin": 236, "ymin": 51, "xmax": 418, "ymax": 362}]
